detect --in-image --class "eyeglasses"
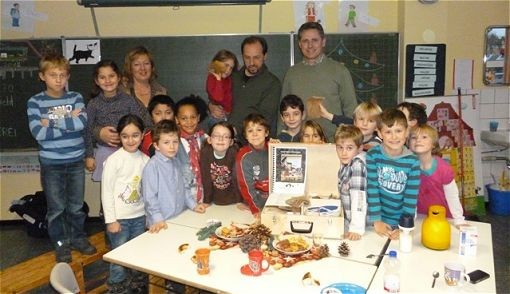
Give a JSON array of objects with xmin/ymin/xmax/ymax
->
[{"xmin": 210, "ymin": 134, "xmax": 231, "ymax": 141}]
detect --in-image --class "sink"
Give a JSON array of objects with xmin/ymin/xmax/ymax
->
[{"xmin": 481, "ymin": 130, "xmax": 510, "ymax": 147}]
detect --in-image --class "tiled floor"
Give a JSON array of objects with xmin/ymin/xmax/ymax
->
[{"xmin": 1, "ymin": 212, "xmax": 509, "ymax": 293}]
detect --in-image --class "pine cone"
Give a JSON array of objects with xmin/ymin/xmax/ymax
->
[
  {"xmin": 246, "ymin": 223, "xmax": 272, "ymax": 243},
  {"xmin": 316, "ymin": 244, "xmax": 329, "ymax": 258},
  {"xmin": 239, "ymin": 234, "xmax": 261, "ymax": 253},
  {"xmin": 338, "ymin": 242, "xmax": 350, "ymax": 257}
]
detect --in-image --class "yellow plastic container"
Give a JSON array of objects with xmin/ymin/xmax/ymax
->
[{"xmin": 421, "ymin": 205, "xmax": 451, "ymax": 250}]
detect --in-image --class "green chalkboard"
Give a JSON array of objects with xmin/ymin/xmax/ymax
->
[
  {"xmin": 0, "ymin": 40, "xmax": 62, "ymax": 150},
  {"xmin": 304, "ymin": 33, "xmax": 400, "ymax": 110},
  {"xmin": 67, "ymin": 34, "xmax": 292, "ymax": 103},
  {"xmin": 1, "ymin": 33, "xmax": 398, "ymax": 151}
]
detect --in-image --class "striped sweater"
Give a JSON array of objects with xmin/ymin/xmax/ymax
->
[
  {"xmin": 27, "ymin": 91, "xmax": 87, "ymax": 165},
  {"xmin": 366, "ymin": 144, "xmax": 420, "ymax": 226}
]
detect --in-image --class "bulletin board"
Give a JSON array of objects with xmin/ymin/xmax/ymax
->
[{"xmin": 405, "ymin": 44, "xmax": 446, "ymax": 98}]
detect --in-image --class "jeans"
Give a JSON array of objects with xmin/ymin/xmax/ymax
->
[
  {"xmin": 107, "ymin": 216, "xmax": 146, "ymax": 284},
  {"xmin": 41, "ymin": 160, "xmax": 86, "ymax": 247}
]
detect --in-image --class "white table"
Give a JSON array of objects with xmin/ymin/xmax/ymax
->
[
  {"xmin": 168, "ymin": 204, "xmax": 389, "ymax": 265},
  {"xmin": 167, "ymin": 204, "xmax": 255, "ymax": 229},
  {"xmin": 103, "ymin": 206, "xmax": 496, "ymax": 293},
  {"xmin": 320, "ymin": 229, "xmax": 390, "ymax": 266},
  {"xmin": 367, "ymin": 218, "xmax": 496, "ymax": 293},
  {"xmin": 103, "ymin": 222, "xmax": 377, "ymax": 293}
]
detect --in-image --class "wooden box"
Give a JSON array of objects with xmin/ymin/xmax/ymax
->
[{"xmin": 261, "ymin": 143, "xmax": 344, "ymax": 238}]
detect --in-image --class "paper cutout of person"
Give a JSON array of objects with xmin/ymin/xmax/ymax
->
[{"xmin": 10, "ymin": 3, "xmax": 20, "ymax": 27}]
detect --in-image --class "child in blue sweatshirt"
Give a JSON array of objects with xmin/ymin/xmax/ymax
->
[{"xmin": 366, "ymin": 108, "xmax": 421, "ymax": 240}]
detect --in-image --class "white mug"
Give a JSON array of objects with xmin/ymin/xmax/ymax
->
[{"xmin": 444, "ymin": 262, "xmax": 470, "ymax": 286}]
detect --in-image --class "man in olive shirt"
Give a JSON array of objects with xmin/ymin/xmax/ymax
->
[{"xmin": 281, "ymin": 22, "xmax": 358, "ymax": 141}]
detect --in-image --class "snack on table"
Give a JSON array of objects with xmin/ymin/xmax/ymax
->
[
  {"xmin": 178, "ymin": 243, "xmax": 189, "ymax": 254},
  {"xmin": 217, "ymin": 224, "xmax": 246, "ymax": 239},
  {"xmin": 276, "ymin": 235, "xmax": 309, "ymax": 253}
]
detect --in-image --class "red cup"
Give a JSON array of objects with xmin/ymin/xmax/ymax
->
[{"xmin": 248, "ymin": 249, "xmax": 269, "ymax": 276}]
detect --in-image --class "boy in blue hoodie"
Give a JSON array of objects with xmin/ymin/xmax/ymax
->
[{"xmin": 366, "ymin": 108, "xmax": 421, "ymax": 240}]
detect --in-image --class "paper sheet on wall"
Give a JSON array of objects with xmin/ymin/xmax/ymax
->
[
  {"xmin": 454, "ymin": 59, "xmax": 474, "ymax": 90},
  {"xmin": 1, "ymin": 1, "xmax": 47, "ymax": 33},
  {"xmin": 406, "ymin": 92, "xmax": 483, "ymax": 199},
  {"xmin": 293, "ymin": 1, "xmax": 326, "ymax": 31},
  {"xmin": 0, "ymin": 153, "xmax": 40, "ymax": 173}
]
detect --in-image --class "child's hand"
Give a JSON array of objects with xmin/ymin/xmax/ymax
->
[
  {"xmin": 268, "ymin": 138, "xmax": 281, "ymax": 144},
  {"xmin": 208, "ymin": 103, "xmax": 226, "ymax": 120},
  {"xmin": 71, "ymin": 108, "xmax": 82, "ymax": 117},
  {"xmin": 194, "ymin": 203, "xmax": 207, "ymax": 213},
  {"xmin": 149, "ymin": 221, "xmax": 168, "ymax": 233},
  {"xmin": 85, "ymin": 157, "xmax": 96, "ymax": 172},
  {"xmin": 107, "ymin": 221, "xmax": 121, "ymax": 233},
  {"xmin": 319, "ymin": 103, "xmax": 334, "ymax": 121},
  {"xmin": 210, "ymin": 72, "xmax": 222, "ymax": 81},
  {"xmin": 236, "ymin": 203, "xmax": 250, "ymax": 211},
  {"xmin": 344, "ymin": 232, "xmax": 362, "ymax": 241},
  {"xmin": 374, "ymin": 221, "xmax": 393, "ymax": 238},
  {"xmin": 40, "ymin": 118, "xmax": 49, "ymax": 127},
  {"xmin": 388, "ymin": 229, "xmax": 399, "ymax": 240},
  {"xmin": 99, "ymin": 126, "xmax": 120, "ymax": 147}
]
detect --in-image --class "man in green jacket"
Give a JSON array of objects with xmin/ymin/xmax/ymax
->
[
  {"xmin": 281, "ymin": 22, "xmax": 358, "ymax": 142},
  {"xmin": 209, "ymin": 36, "xmax": 281, "ymax": 145}
]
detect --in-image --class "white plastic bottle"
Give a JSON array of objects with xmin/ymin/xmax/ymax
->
[{"xmin": 383, "ymin": 250, "xmax": 400, "ymax": 293}]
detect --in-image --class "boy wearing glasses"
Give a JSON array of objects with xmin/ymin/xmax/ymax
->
[{"xmin": 200, "ymin": 121, "xmax": 242, "ymax": 205}]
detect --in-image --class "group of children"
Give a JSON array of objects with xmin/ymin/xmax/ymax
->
[
  {"xmin": 276, "ymin": 95, "xmax": 466, "ymax": 241},
  {"xmin": 28, "ymin": 52, "xmax": 271, "ymax": 293},
  {"xmin": 29, "ymin": 51, "xmax": 466, "ymax": 293}
]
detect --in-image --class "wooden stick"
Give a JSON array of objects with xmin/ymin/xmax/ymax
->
[{"xmin": 457, "ymin": 88, "xmax": 465, "ymax": 210}]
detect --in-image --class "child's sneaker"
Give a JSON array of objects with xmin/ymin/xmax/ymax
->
[
  {"xmin": 129, "ymin": 276, "xmax": 147, "ymax": 294},
  {"xmin": 55, "ymin": 242, "xmax": 71, "ymax": 263},
  {"xmin": 106, "ymin": 281, "xmax": 128, "ymax": 294},
  {"xmin": 165, "ymin": 280, "xmax": 185, "ymax": 294},
  {"xmin": 71, "ymin": 238, "xmax": 97, "ymax": 255}
]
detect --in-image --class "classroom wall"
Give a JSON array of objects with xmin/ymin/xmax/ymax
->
[
  {"xmin": 1, "ymin": 1, "xmax": 507, "ymax": 90},
  {"xmin": 1, "ymin": 0, "xmax": 508, "ymax": 220},
  {"xmin": 400, "ymin": 0, "xmax": 509, "ymax": 91},
  {"xmin": 0, "ymin": 0, "xmax": 399, "ymax": 38}
]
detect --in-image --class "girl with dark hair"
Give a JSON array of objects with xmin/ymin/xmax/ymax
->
[
  {"xmin": 84, "ymin": 59, "xmax": 151, "ymax": 182},
  {"xmin": 102, "ymin": 114, "xmax": 149, "ymax": 293}
]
